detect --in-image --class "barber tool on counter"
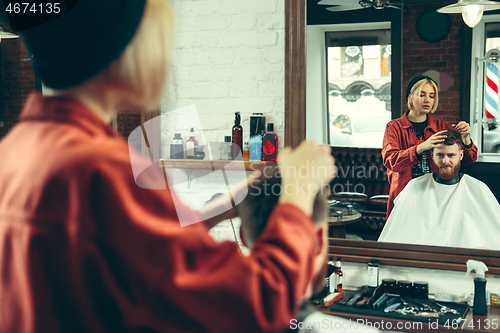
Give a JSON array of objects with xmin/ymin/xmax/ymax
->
[
  {"xmin": 466, "ymin": 259, "xmax": 489, "ymax": 315},
  {"xmin": 331, "ymin": 277, "xmax": 469, "ymax": 320}
]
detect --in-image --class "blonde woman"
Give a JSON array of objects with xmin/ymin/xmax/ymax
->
[
  {"xmin": 0, "ymin": 1, "xmax": 335, "ymax": 332},
  {"xmin": 382, "ymin": 76, "xmax": 477, "ymax": 218}
]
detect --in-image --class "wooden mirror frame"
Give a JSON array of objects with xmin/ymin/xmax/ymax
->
[{"xmin": 284, "ymin": 0, "xmax": 500, "ymax": 274}]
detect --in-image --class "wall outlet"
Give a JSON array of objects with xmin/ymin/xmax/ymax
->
[{"xmin": 0, "ymin": 121, "xmax": 4, "ymax": 127}]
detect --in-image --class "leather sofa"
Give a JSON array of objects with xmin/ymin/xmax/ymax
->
[{"xmin": 329, "ymin": 147, "xmax": 390, "ymax": 240}]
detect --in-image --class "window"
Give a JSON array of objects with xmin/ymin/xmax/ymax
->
[
  {"xmin": 326, "ymin": 28, "xmax": 391, "ymax": 148},
  {"xmin": 471, "ymin": 14, "xmax": 500, "ymax": 161}
]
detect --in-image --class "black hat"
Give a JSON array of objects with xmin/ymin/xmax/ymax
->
[
  {"xmin": 0, "ymin": 0, "xmax": 146, "ymax": 89},
  {"xmin": 405, "ymin": 75, "xmax": 437, "ymax": 101}
]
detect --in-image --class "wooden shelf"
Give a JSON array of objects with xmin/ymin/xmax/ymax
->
[{"xmin": 159, "ymin": 159, "xmax": 276, "ymax": 171}]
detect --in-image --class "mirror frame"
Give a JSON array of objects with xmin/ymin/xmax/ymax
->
[{"xmin": 284, "ymin": 0, "xmax": 500, "ymax": 274}]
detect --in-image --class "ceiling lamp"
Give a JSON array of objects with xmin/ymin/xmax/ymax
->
[
  {"xmin": 437, "ymin": 0, "xmax": 500, "ymax": 28},
  {"xmin": 0, "ymin": 27, "xmax": 19, "ymax": 42}
]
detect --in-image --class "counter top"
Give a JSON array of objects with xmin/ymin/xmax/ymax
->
[{"xmin": 159, "ymin": 159, "xmax": 276, "ymax": 171}]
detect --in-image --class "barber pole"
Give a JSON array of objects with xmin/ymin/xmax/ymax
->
[{"xmin": 485, "ymin": 62, "xmax": 500, "ymax": 119}]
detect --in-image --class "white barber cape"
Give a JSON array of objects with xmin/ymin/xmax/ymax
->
[{"xmin": 378, "ymin": 173, "xmax": 500, "ymax": 250}]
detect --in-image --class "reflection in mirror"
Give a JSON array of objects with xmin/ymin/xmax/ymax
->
[
  {"xmin": 326, "ymin": 29, "xmax": 392, "ymax": 148},
  {"xmin": 297, "ymin": 1, "xmax": 500, "ymax": 270}
]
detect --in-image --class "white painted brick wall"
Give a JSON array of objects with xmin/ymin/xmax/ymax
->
[
  {"xmin": 160, "ymin": 0, "xmax": 285, "ymax": 242},
  {"xmin": 162, "ymin": 0, "xmax": 285, "ymax": 149}
]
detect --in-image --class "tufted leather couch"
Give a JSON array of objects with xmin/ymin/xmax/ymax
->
[{"xmin": 328, "ymin": 147, "xmax": 390, "ymax": 240}]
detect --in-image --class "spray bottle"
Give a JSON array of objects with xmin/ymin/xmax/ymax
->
[{"xmin": 466, "ymin": 259, "xmax": 489, "ymax": 315}]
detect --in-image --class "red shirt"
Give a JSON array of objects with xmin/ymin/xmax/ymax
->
[
  {"xmin": 382, "ymin": 110, "xmax": 478, "ymax": 218},
  {"xmin": 0, "ymin": 93, "xmax": 316, "ymax": 333}
]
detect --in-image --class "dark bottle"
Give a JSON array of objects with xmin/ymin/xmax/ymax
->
[
  {"xmin": 262, "ymin": 123, "xmax": 278, "ymax": 162},
  {"xmin": 473, "ymin": 277, "xmax": 487, "ymax": 315},
  {"xmin": 232, "ymin": 112, "xmax": 243, "ymax": 160}
]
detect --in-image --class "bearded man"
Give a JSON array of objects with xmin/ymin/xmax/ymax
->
[{"xmin": 378, "ymin": 129, "xmax": 500, "ymax": 250}]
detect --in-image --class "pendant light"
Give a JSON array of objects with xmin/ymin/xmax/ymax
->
[{"xmin": 437, "ymin": 0, "xmax": 500, "ymax": 28}]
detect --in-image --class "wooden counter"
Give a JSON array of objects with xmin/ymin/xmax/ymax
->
[{"xmin": 159, "ymin": 159, "xmax": 276, "ymax": 171}]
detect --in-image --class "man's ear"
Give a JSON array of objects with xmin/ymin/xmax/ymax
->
[{"xmin": 460, "ymin": 148, "xmax": 464, "ymax": 161}]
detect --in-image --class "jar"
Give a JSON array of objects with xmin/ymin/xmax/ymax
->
[
  {"xmin": 381, "ymin": 278, "xmax": 397, "ymax": 294},
  {"xmin": 398, "ymin": 280, "xmax": 413, "ymax": 297},
  {"xmin": 413, "ymin": 281, "xmax": 429, "ymax": 299}
]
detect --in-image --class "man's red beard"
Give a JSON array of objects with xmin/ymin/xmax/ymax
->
[{"xmin": 431, "ymin": 159, "xmax": 461, "ymax": 179}]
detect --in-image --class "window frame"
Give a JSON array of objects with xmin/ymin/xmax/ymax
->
[
  {"xmin": 306, "ymin": 22, "xmax": 391, "ymax": 145},
  {"xmin": 470, "ymin": 14, "xmax": 500, "ymax": 162}
]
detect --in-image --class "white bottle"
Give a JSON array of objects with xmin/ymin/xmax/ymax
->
[{"xmin": 367, "ymin": 259, "xmax": 379, "ymax": 287}]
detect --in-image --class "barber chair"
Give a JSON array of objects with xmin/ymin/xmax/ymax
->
[{"xmin": 329, "ymin": 147, "xmax": 389, "ymax": 240}]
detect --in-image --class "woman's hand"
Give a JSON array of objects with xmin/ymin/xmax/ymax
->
[
  {"xmin": 416, "ymin": 130, "xmax": 447, "ymax": 154},
  {"xmin": 452, "ymin": 121, "xmax": 472, "ymax": 146},
  {"xmin": 277, "ymin": 140, "xmax": 336, "ymax": 216}
]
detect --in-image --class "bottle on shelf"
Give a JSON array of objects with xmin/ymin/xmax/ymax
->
[
  {"xmin": 367, "ymin": 259, "xmax": 380, "ymax": 287},
  {"xmin": 170, "ymin": 133, "xmax": 183, "ymax": 159},
  {"xmin": 335, "ymin": 257, "xmax": 343, "ymax": 292},
  {"xmin": 242, "ymin": 141, "xmax": 249, "ymax": 161},
  {"xmin": 328, "ymin": 257, "xmax": 338, "ymax": 293},
  {"xmin": 185, "ymin": 127, "xmax": 198, "ymax": 159},
  {"xmin": 232, "ymin": 112, "xmax": 243, "ymax": 160},
  {"xmin": 220, "ymin": 136, "xmax": 232, "ymax": 160},
  {"xmin": 249, "ymin": 113, "xmax": 265, "ymax": 161},
  {"xmin": 262, "ymin": 123, "xmax": 278, "ymax": 162}
]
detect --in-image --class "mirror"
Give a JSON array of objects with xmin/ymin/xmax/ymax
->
[{"xmin": 285, "ymin": 0, "xmax": 500, "ymax": 273}]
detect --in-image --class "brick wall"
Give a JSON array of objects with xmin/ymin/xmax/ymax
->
[
  {"xmin": 161, "ymin": 0, "xmax": 285, "ymax": 159},
  {"xmin": 0, "ymin": 35, "xmax": 36, "ymax": 140},
  {"xmin": 116, "ymin": 111, "xmax": 141, "ymax": 139},
  {"xmin": 159, "ymin": 0, "xmax": 285, "ymax": 241},
  {"xmin": 403, "ymin": 3, "xmax": 462, "ymax": 124}
]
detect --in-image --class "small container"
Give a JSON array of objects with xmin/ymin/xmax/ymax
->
[
  {"xmin": 186, "ymin": 127, "xmax": 198, "ymax": 159},
  {"xmin": 381, "ymin": 278, "xmax": 397, "ymax": 294},
  {"xmin": 334, "ymin": 257, "xmax": 343, "ymax": 292},
  {"xmin": 194, "ymin": 146, "xmax": 205, "ymax": 160},
  {"xmin": 367, "ymin": 259, "xmax": 379, "ymax": 287},
  {"xmin": 398, "ymin": 280, "xmax": 413, "ymax": 298},
  {"xmin": 262, "ymin": 123, "xmax": 278, "ymax": 162},
  {"xmin": 170, "ymin": 133, "xmax": 184, "ymax": 159},
  {"xmin": 327, "ymin": 257, "xmax": 337, "ymax": 293},
  {"xmin": 413, "ymin": 281, "xmax": 429, "ymax": 299},
  {"xmin": 242, "ymin": 142, "xmax": 249, "ymax": 161},
  {"xmin": 220, "ymin": 136, "xmax": 232, "ymax": 160},
  {"xmin": 347, "ymin": 204, "xmax": 353, "ymax": 213},
  {"xmin": 249, "ymin": 113, "xmax": 265, "ymax": 161}
]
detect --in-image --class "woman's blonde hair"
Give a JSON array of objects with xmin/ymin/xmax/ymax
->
[
  {"xmin": 102, "ymin": 0, "xmax": 175, "ymax": 109},
  {"xmin": 407, "ymin": 78, "xmax": 439, "ymax": 113}
]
